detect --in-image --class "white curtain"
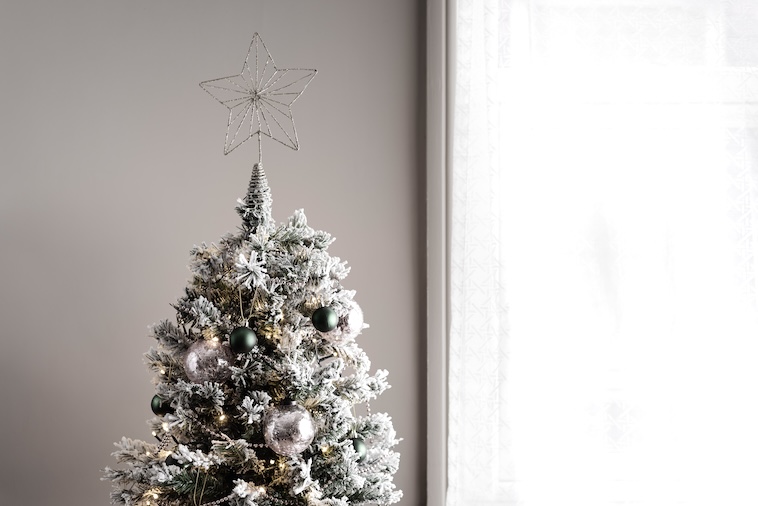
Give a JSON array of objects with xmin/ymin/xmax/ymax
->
[{"xmin": 448, "ymin": 1, "xmax": 758, "ymax": 505}]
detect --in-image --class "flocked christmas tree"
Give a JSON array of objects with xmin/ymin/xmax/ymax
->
[{"xmin": 103, "ymin": 34, "xmax": 402, "ymax": 506}]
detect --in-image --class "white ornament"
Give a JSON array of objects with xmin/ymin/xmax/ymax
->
[
  {"xmin": 183, "ymin": 340, "xmax": 234, "ymax": 384},
  {"xmin": 339, "ymin": 300, "xmax": 364, "ymax": 339},
  {"xmin": 263, "ymin": 402, "xmax": 316, "ymax": 456}
]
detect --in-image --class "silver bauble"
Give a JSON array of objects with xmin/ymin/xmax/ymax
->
[
  {"xmin": 339, "ymin": 300, "xmax": 364, "ymax": 339},
  {"xmin": 262, "ymin": 402, "xmax": 316, "ymax": 456},
  {"xmin": 183, "ymin": 339, "xmax": 234, "ymax": 383}
]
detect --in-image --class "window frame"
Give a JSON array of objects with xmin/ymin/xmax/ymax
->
[{"xmin": 426, "ymin": 0, "xmax": 452, "ymax": 505}]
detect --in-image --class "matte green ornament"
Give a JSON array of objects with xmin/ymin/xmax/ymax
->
[
  {"xmin": 312, "ymin": 307, "xmax": 338, "ymax": 332},
  {"xmin": 150, "ymin": 394, "xmax": 172, "ymax": 416},
  {"xmin": 352, "ymin": 437, "xmax": 367, "ymax": 462},
  {"xmin": 230, "ymin": 326, "xmax": 258, "ymax": 353}
]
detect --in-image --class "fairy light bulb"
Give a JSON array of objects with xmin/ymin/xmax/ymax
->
[{"xmin": 162, "ymin": 422, "xmax": 169, "ymax": 431}]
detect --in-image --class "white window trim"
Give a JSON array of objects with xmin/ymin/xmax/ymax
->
[{"xmin": 426, "ymin": 0, "xmax": 452, "ymax": 504}]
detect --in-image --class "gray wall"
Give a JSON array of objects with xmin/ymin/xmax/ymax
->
[{"xmin": 0, "ymin": 1, "xmax": 425, "ymax": 505}]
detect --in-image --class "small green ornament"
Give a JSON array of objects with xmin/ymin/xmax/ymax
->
[
  {"xmin": 352, "ymin": 437, "xmax": 367, "ymax": 462},
  {"xmin": 312, "ymin": 307, "xmax": 338, "ymax": 332},
  {"xmin": 230, "ymin": 326, "xmax": 258, "ymax": 353},
  {"xmin": 150, "ymin": 394, "xmax": 172, "ymax": 416}
]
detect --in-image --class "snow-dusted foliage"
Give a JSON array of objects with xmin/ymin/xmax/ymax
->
[{"xmin": 104, "ymin": 165, "xmax": 401, "ymax": 506}]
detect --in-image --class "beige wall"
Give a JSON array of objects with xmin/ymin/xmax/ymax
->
[{"xmin": 0, "ymin": 1, "xmax": 425, "ymax": 504}]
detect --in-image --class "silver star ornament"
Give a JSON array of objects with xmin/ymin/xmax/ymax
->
[{"xmin": 200, "ymin": 33, "xmax": 317, "ymax": 157}]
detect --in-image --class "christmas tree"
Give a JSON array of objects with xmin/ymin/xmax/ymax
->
[{"xmin": 103, "ymin": 34, "xmax": 402, "ymax": 506}]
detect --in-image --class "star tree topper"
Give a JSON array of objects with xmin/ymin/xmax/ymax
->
[{"xmin": 200, "ymin": 33, "xmax": 317, "ymax": 162}]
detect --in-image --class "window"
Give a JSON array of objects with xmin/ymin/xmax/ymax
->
[{"xmin": 448, "ymin": 1, "xmax": 758, "ymax": 504}]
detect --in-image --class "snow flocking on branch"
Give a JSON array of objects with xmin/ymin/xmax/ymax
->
[{"xmin": 104, "ymin": 32, "xmax": 401, "ymax": 506}]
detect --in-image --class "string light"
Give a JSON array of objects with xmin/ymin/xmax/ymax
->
[
  {"xmin": 143, "ymin": 489, "xmax": 161, "ymax": 506},
  {"xmin": 152, "ymin": 431, "xmax": 157, "ymax": 437},
  {"xmin": 162, "ymin": 422, "xmax": 169, "ymax": 431},
  {"xmin": 219, "ymin": 413, "xmax": 227, "ymax": 422},
  {"xmin": 160, "ymin": 369, "xmax": 166, "ymax": 375}
]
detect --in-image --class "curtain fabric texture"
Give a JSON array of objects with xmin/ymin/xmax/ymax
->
[{"xmin": 448, "ymin": 1, "xmax": 758, "ymax": 505}]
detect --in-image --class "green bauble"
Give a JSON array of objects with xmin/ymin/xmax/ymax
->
[
  {"xmin": 230, "ymin": 326, "xmax": 258, "ymax": 353},
  {"xmin": 150, "ymin": 394, "xmax": 172, "ymax": 416},
  {"xmin": 352, "ymin": 437, "xmax": 367, "ymax": 462},
  {"xmin": 312, "ymin": 307, "xmax": 338, "ymax": 332}
]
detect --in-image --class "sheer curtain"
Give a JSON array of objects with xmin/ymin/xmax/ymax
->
[{"xmin": 448, "ymin": 1, "xmax": 758, "ymax": 505}]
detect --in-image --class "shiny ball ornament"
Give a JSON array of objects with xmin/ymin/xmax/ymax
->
[
  {"xmin": 352, "ymin": 437, "xmax": 367, "ymax": 462},
  {"xmin": 312, "ymin": 307, "xmax": 338, "ymax": 332},
  {"xmin": 340, "ymin": 301, "xmax": 364, "ymax": 339},
  {"xmin": 183, "ymin": 339, "xmax": 234, "ymax": 384},
  {"xmin": 262, "ymin": 401, "xmax": 316, "ymax": 456},
  {"xmin": 150, "ymin": 395, "xmax": 173, "ymax": 416},
  {"xmin": 229, "ymin": 326, "xmax": 257, "ymax": 353}
]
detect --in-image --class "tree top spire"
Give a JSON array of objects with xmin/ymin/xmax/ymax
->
[{"xmin": 236, "ymin": 163, "xmax": 273, "ymax": 233}]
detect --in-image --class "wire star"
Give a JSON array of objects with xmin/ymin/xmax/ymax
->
[{"xmin": 200, "ymin": 33, "xmax": 317, "ymax": 159}]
